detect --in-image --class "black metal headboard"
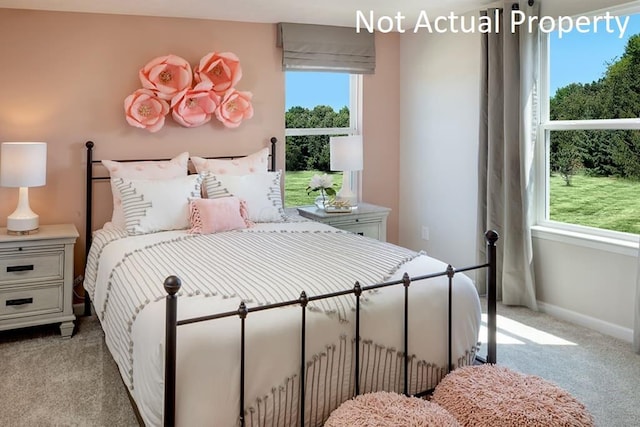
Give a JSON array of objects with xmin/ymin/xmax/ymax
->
[{"xmin": 83, "ymin": 137, "xmax": 278, "ymax": 315}]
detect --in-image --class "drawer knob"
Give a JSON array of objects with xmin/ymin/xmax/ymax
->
[
  {"xmin": 7, "ymin": 264, "xmax": 34, "ymax": 273},
  {"xmin": 6, "ymin": 297, "xmax": 33, "ymax": 306}
]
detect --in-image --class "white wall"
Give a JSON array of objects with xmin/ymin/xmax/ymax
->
[
  {"xmin": 398, "ymin": 0, "xmax": 638, "ymax": 342},
  {"xmin": 533, "ymin": 238, "xmax": 636, "ymax": 340},
  {"xmin": 398, "ymin": 27, "xmax": 480, "ymax": 268},
  {"xmin": 534, "ymin": 0, "xmax": 638, "ymax": 340}
]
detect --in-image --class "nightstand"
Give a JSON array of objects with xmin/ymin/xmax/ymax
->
[
  {"xmin": 0, "ymin": 224, "xmax": 79, "ymax": 338},
  {"xmin": 297, "ymin": 202, "xmax": 391, "ymax": 242}
]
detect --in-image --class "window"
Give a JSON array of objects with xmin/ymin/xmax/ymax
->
[
  {"xmin": 538, "ymin": 9, "xmax": 640, "ymax": 241},
  {"xmin": 284, "ymin": 72, "xmax": 362, "ymax": 207}
]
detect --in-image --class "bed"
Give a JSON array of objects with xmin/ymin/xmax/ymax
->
[{"xmin": 82, "ymin": 139, "xmax": 498, "ymax": 427}]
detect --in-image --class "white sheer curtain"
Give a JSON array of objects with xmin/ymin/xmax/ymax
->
[
  {"xmin": 477, "ymin": 0, "xmax": 539, "ymax": 309},
  {"xmin": 634, "ymin": 237, "xmax": 640, "ymax": 353}
]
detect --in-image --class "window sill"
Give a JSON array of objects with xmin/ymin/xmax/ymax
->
[{"xmin": 531, "ymin": 225, "xmax": 639, "ymax": 257}]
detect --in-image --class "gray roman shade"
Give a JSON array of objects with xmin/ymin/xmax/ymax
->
[{"xmin": 277, "ymin": 23, "xmax": 375, "ymax": 74}]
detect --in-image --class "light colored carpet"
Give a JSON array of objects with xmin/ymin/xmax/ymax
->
[
  {"xmin": 1, "ymin": 302, "xmax": 639, "ymax": 426},
  {"xmin": 0, "ymin": 315, "xmax": 137, "ymax": 427}
]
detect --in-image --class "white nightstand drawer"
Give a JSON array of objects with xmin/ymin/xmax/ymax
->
[
  {"xmin": 0, "ymin": 282, "xmax": 63, "ymax": 319},
  {"xmin": 0, "ymin": 224, "xmax": 78, "ymax": 337},
  {"xmin": 0, "ymin": 250, "xmax": 64, "ymax": 285},
  {"xmin": 340, "ymin": 222, "xmax": 381, "ymax": 240},
  {"xmin": 296, "ymin": 203, "xmax": 391, "ymax": 242}
]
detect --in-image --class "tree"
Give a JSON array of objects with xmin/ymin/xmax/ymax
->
[
  {"xmin": 285, "ymin": 105, "xmax": 350, "ymax": 171},
  {"xmin": 599, "ymin": 34, "xmax": 640, "ymax": 179},
  {"xmin": 549, "ymin": 34, "xmax": 640, "ymax": 180},
  {"xmin": 554, "ymin": 136, "xmax": 582, "ymax": 186}
]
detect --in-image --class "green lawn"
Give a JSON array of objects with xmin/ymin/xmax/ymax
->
[
  {"xmin": 284, "ymin": 170, "xmax": 342, "ymax": 207},
  {"xmin": 550, "ymin": 174, "xmax": 640, "ymax": 234}
]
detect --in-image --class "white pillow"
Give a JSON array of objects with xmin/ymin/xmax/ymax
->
[
  {"xmin": 203, "ymin": 171, "xmax": 286, "ymax": 223},
  {"xmin": 102, "ymin": 152, "xmax": 189, "ymax": 229},
  {"xmin": 112, "ymin": 174, "xmax": 203, "ymax": 235},
  {"xmin": 191, "ymin": 147, "xmax": 269, "ymax": 175}
]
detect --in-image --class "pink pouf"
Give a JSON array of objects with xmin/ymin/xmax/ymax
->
[
  {"xmin": 325, "ymin": 391, "xmax": 460, "ymax": 427},
  {"xmin": 432, "ymin": 365, "xmax": 594, "ymax": 427}
]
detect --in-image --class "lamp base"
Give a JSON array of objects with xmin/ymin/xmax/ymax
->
[
  {"xmin": 335, "ymin": 189, "xmax": 358, "ymax": 209},
  {"xmin": 7, "ymin": 215, "xmax": 40, "ymax": 234},
  {"xmin": 6, "ymin": 187, "xmax": 40, "ymax": 234},
  {"xmin": 7, "ymin": 228, "xmax": 40, "ymax": 236},
  {"xmin": 336, "ymin": 171, "xmax": 358, "ymax": 208}
]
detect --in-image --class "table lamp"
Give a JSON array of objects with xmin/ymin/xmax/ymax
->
[
  {"xmin": 0, "ymin": 142, "xmax": 47, "ymax": 234},
  {"xmin": 330, "ymin": 135, "xmax": 363, "ymax": 208}
]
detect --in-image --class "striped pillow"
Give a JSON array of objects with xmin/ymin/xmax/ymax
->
[
  {"xmin": 103, "ymin": 152, "xmax": 189, "ymax": 229},
  {"xmin": 112, "ymin": 174, "xmax": 203, "ymax": 235},
  {"xmin": 203, "ymin": 171, "xmax": 286, "ymax": 223}
]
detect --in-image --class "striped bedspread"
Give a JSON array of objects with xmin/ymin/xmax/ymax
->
[
  {"xmin": 86, "ymin": 225, "xmax": 419, "ymax": 388},
  {"xmin": 85, "ymin": 220, "xmax": 481, "ymax": 426}
]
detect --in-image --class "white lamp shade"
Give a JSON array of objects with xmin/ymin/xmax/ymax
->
[
  {"xmin": 0, "ymin": 142, "xmax": 47, "ymax": 188},
  {"xmin": 330, "ymin": 135, "xmax": 363, "ymax": 172}
]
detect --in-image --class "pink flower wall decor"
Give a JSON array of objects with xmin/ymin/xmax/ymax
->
[
  {"xmin": 194, "ymin": 52, "xmax": 242, "ymax": 95},
  {"xmin": 124, "ymin": 89, "xmax": 170, "ymax": 133},
  {"xmin": 215, "ymin": 89, "xmax": 254, "ymax": 129},
  {"xmin": 125, "ymin": 51, "xmax": 253, "ymax": 132},
  {"xmin": 139, "ymin": 54, "xmax": 193, "ymax": 101},
  {"xmin": 171, "ymin": 82, "xmax": 220, "ymax": 128}
]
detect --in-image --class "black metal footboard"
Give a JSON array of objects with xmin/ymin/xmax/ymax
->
[{"xmin": 163, "ymin": 230, "xmax": 498, "ymax": 427}]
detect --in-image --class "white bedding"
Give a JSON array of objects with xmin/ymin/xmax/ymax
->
[{"xmin": 85, "ymin": 218, "xmax": 481, "ymax": 427}]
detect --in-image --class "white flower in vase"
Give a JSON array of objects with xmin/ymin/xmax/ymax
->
[{"xmin": 306, "ymin": 173, "xmax": 336, "ymax": 208}]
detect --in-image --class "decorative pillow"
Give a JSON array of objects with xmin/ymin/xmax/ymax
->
[
  {"xmin": 188, "ymin": 197, "xmax": 252, "ymax": 234},
  {"xmin": 203, "ymin": 171, "xmax": 286, "ymax": 223},
  {"xmin": 111, "ymin": 174, "xmax": 203, "ymax": 235},
  {"xmin": 103, "ymin": 152, "xmax": 189, "ymax": 229},
  {"xmin": 191, "ymin": 147, "xmax": 269, "ymax": 175}
]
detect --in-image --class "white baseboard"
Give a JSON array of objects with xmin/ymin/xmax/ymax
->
[{"xmin": 537, "ymin": 301, "xmax": 633, "ymax": 343}]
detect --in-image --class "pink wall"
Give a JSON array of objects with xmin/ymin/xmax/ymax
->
[
  {"xmin": 363, "ymin": 32, "xmax": 400, "ymax": 244},
  {"xmin": 0, "ymin": 9, "xmax": 400, "ymax": 283}
]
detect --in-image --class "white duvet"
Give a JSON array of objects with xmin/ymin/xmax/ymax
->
[{"xmin": 85, "ymin": 219, "xmax": 481, "ymax": 427}]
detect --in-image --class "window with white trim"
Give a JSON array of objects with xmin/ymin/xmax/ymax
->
[
  {"xmin": 284, "ymin": 72, "xmax": 362, "ymax": 207},
  {"xmin": 538, "ymin": 9, "xmax": 640, "ymax": 241}
]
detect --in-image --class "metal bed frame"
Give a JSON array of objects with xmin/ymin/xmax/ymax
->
[
  {"xmin": 83, "ymin": 138, "xmax": 498, "ymax": 427},
  {"xmin": 83, "ymin": 138, "xmax": 278, "ymax": 316}
]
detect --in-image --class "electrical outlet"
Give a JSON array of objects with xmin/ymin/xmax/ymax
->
[{"xmin": 421, "ymin": 226, "xmax": 429, "ymax": 240}]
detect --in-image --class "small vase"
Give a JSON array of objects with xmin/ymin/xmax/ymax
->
[{"xmin": 314, "ymin": 195, "xmax": 327, "ymax": 209}]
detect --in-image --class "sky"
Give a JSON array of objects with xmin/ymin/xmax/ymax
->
[
  {"xmin": 285, "ymin": 13, "xmax": 640, "ymax": 110},
  {"xmin": 285, "ymin": 72, "xmax": 350, "ymax": 111},
  {"xmin": 550, "ymin": 14, "xmax": 640, "ymax": 95}
]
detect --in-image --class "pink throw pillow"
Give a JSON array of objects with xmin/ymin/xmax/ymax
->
[{"xmin": 189, "ymin": 197, "xmax": 252, "ymax": 234}]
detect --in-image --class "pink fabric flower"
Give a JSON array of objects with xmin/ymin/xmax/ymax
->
[
  {"xmin": 194, "ymin": 52, "xmax": 242, "ymax": 94},
  {"xmin": 124, "ymin": 89, "xmax": 170, "ymax": 133},
  {"xmin": 215, "ymin": 89, "xmax": 254, "ymax": 128},
  {"xmin": 171, "ymin": 82, "xmax": 220, "ymax": 128},
  {"xmin": 139, "ymin": 54, "xmax": 193, "ymax": 101}
]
